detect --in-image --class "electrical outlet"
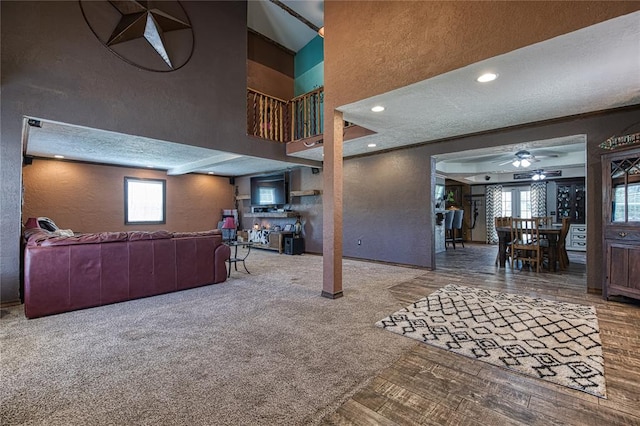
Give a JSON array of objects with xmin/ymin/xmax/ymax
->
[{"xmin": 357, "ymin": 239, "xmax": 361, "ymax": 245}]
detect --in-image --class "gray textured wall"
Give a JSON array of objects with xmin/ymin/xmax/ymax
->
[
  {"xmin": 342, "ymin": 148, "xmax": 432, "ymax": 267},
  {"xmin": 0, "ymin": 1, "xmax": 262, "ymax": 303}
]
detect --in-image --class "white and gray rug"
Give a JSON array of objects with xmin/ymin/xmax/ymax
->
[{"xmin": 376, "ymin": 284, "xmax": 606, "ymax": 398}]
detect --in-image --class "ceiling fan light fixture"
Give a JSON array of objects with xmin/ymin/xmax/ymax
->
[
  {"xmin": 512, "ymin": 159, "xmax": 521, "ymax": 167},
  {"xmin": 520, "ymin": 158, "xmax": 531, "ymax": 168},
  {"xmin": 532, "ymin": 170, "xmax": 546, "ymax": 181}
]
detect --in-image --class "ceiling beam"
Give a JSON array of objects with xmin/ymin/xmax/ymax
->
[
  {"xmin": 268, "ymin": 0, "xmax": 320, "ymax": 32},
  {"xmin": 167, "ymin": 153, "xmax": 243, "ymax": 175}
]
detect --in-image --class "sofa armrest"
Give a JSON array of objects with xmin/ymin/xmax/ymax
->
[{"xmin": 214, "ymin": 244, "xmax": 231, "ymax": 283}]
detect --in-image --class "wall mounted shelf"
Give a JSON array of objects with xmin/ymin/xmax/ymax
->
[
  {"xmin": 290, "ymin": 190, "xmax": 321, "ymax": 197},
  {"xmin": 245, "ymin": 212, "xmax": 298, "ymax": 218}
]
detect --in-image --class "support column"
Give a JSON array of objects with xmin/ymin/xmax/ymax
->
[{"xmin": 322, "ymin": 110, "xmax": 344, "ymax": 299}]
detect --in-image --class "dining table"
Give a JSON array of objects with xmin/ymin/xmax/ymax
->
[{"xmin": 496, "ymin": 224, "xmax": 563, "ymax": 271}]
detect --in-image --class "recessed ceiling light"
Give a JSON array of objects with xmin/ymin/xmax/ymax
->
[
  {"xmin": 477, "ymin": 72, "xmax": 498, "ymax": 83},
  {"xmin": 368, "ymin": 143, "xmax": 377, "ymax": 148},
  {"xmin": 53, "ymin": 155, "xmax": 64, "ymax": 159},
  {"xmin": 371, "ymin": 105, "xmax": 385, "ymax": 112},
  {"xmin": 147, "ymin": 165, "xmax": 154, "ymax": 168},
  {"xmin": 208, "ymin": 172, "xmax": 214, "ymax": 175}
]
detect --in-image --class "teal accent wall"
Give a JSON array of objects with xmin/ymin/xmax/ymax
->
[{"xmin": 294, "ymin": 36, "xmax": 324, "ymax": 96}]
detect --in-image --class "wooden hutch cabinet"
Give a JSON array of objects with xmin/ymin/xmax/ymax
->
[
  {"xmin": 602, "ymin": 146, "xmax": 640, "ymax": 301},
  {"xmin": 556, "ymin": 179, "xmax": 587, "ymax": 251},
  {"xmin": 556, "ymin": 179, "xmax": 586, "ymax": 224}
]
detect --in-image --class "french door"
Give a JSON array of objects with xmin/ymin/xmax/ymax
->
[{"xmin": 502, "ymin": 187, "xmax": 532, "ymax": 218}]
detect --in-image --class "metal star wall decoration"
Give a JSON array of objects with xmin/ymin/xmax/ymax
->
[
  {"xmin": 107, "ymin": 1, "xmax": 191, "ymax": 69},
  {"xmin": 80, "ymin": 0, "xmax": 194, "ymax": 72}
]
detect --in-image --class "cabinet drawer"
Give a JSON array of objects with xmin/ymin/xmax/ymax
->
[
  {"xmin": 568, "ymin": 241, "xmax": 587, "ymax": 251},
  {"xmin": 571, "ymin": 226, "xmax": 587, "ymax": 234},
  {"xmin": 604, "ymin": 229, "xmax": 640, "ymax": 242}
]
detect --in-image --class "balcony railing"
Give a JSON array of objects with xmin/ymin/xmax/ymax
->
[
  {"xmin": 247, "ymin": 86, "xmax": 324, "ymax": 144},
  {"xmin": 291, "ymin": 87, "xmax": 323, "ymax": 141},
  {"xmin": 247, "ymin": 89, "xmax": 290, "ymax": 143}
]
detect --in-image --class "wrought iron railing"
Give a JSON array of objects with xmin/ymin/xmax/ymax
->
[{"xmin": 247, "ymin": 86, "xmax": 324, "ymax": 143}]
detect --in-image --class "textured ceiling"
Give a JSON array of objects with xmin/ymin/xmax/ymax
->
[
  {"xmin": 24, "ymin": 120, "xmax": 305, "ymax": 177},
  {"xmin": 290, "ymin": 12, "xmax": 640, "ymax": 172},
  {"xmin": 435, "ymin": 137, "xmax": 587, "ymax": 184}
]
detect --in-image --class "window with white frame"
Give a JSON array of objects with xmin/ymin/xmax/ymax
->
[
  {"xmin": 124, "ymin": 177, "xmax": 166, "ymax": 225},
  {"xmin": 502, "ymin": 187, "xmax": 532, "ymax": 218},
  {"xmin": 501, "ymin": 191, "xmax": 512, "ymax": 217}
]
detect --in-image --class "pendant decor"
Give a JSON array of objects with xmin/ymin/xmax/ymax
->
[
  {"xmin": 79, "ymin": 0, "xmax": 194, "ymax": 72},
  {"xmin": 599, "ymin": 133, "xmax": 640, "ymax": 150}
]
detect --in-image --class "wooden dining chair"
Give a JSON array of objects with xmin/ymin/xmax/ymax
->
[
  {"xmin": 510, "ymin": 218, "xmax": 542, "ymax": 272},
  {"xmin": 538, "ymin": 216, "xmax": 570, "ymax": 271},
  {"xmin": 494, "ymin": 216, "xmax": 512, "ymax": 265},
  {"xmin": 534, "ymin": 216, "xmax": 553, "ymax": 226},
  {"xmin": 534, "ymin": 216, "xmax": 552, "ymax": 241}
]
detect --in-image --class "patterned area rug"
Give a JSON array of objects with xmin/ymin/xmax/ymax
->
[{"xmin": 376, "ymin": 284, "xmax": 606, "ymax": 398}]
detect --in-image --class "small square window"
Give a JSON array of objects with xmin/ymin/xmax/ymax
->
[{"xmin": 124, "ymin": 177, "xmax": 166, "ymax": 225}]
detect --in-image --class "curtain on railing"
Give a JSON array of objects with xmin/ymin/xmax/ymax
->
[
  {"xmin": 247, "ymin": 89, "xmax": 290, "ymax": 143},
  {"xmin": 291, "ymin": 87, "xmax": 323, "ymax": 140},
  {"xmin": 486, "ymin": 185, "xmax": 503, "ymax": 244},
  {"xmin": 530, "ymin": 182, "xmax": 547, "ymax": 218}
]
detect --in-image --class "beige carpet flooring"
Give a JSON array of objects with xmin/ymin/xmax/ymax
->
[{"xmin": 1, "ymin": 250, "xmax": 426, "ymax": 425}]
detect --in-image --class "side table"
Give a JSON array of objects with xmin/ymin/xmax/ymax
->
[{"xmin": 225, "ymin": 241, "xmax": 253, "ymax": 277}]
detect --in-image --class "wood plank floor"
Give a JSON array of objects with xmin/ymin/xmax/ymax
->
[{"xmin": 321, "ymin": 244, "xmax": 640, "ymax": 426}]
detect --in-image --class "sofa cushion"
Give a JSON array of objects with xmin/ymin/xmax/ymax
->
[
  {"xmin": 127, "ymin": 230, "xmax": 173, "ymax": 241},
  {"xmin": 99, "ymin": 232, "xmax": 129, "ymax": 243},
  {"xmin": 172, "ymin": 230, "xmax": 220, "ymax": 238}
]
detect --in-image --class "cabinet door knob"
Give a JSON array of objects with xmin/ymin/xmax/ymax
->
[{"xmin": 619, "ymin": 232, "xmax": 627, "ymax": 237}]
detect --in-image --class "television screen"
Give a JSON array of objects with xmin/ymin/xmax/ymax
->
[{"xmin": 250, "ymin": 173, "xmax": 289, "ymax": 206}]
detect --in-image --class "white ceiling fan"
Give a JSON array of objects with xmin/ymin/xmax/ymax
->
[{"xmin": 498, "ymin": 149, "xmax": 558, "ymax": 167}]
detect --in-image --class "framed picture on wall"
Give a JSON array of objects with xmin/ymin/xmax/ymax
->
[{"xmin": 445, "ymin": 185, "xmax": 462, "ymax": 208}]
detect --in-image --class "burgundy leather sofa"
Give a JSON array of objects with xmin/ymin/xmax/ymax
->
[{"xmin": 23, "ymin": 227, "xmax": 231, "ymax": 319}]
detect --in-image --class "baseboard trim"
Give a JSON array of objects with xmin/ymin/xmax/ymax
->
[{"xmin": 1, "ymin": 299, "xmax": 22, "ymax": 308}]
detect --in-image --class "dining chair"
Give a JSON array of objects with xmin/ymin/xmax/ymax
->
[
  {"xmin": 534, "ymin": 216, "xmax": 553, "ymax": 226},
  {"xmin": 537, "ymin": 216, "xmax": 569, "ymax": 271},
  {"xmin": 494, "ymin": 216, "xmax": 512, "ymax": 265},
  {"xmin": 444, "ymin": 210, "xmax": 455, "ymax": 249},
  {"xmin": 510, "ymin": 218, "xmax": 542, "ymax": 272},
  {"xmin": 453, "ymin": 209, "xmax": 465, "ymax": 248}
]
